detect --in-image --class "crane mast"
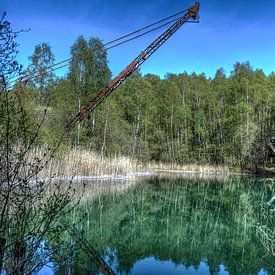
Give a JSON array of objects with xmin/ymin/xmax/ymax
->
[{"xmin": 65, "ymin": 2, "xmax": 200, "ymax": 132}]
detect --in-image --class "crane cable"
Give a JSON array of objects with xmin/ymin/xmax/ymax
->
[
  {"xmin": 7, "ymin": 7, "xmax": 197, "ymax": 89},
  {"xmin": 8, "ymin": 8, "xmax": 190, "ymax": 86},
  {"xmin": 18, "ymin": 14, "xmax": 198, "ymax": 87}
]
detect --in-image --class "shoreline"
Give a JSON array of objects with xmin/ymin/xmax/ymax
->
[
  {"xmin": 32, "ymin": 149, "xmax": 274, "ymax": 182},
  {"xmin": 40, "ymin": 169, "xmax": 273, "ymax": 184}
]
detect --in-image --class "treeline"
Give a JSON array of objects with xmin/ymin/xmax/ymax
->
[{"xmin": 14, "ymin": 37, "xmax": 275, "ymax": 171}]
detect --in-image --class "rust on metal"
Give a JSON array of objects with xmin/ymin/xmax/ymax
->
[
  {"xmin": 65, "ymin": 2, "xmax": 200, "ymax": 132},
  {"xmin": 188, "ymin": 2, "xmax": 200, "ymax": 19},
  {"xmin": 141, "ymin": 51, "xmax": 148, "ymax": 60}
]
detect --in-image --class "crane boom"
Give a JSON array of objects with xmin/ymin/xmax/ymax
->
[{"xmin": 65, "ymin": 2, "xmax": 200, "ymax": 132}]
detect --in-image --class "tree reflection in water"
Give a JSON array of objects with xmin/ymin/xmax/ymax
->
[{"xmin": 49, "ymin": 175, "xmax": 274, "ymax": 275}]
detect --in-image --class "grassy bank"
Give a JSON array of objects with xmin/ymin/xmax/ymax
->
[{"xmin": 37, "ymin": 148, "xmax": 230, "ymax": 179}]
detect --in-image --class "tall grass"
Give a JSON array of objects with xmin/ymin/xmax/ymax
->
[
  {"xmin": 38, "ymin": 149, "xmax": 140, "ymax": 178},
  {"xmin": 146, "ymin": 161, "xmax": 230, "ymax": 174},
  {"xmin": 32, "ymin": 148, "xmax": 230, "ymax": 179}
]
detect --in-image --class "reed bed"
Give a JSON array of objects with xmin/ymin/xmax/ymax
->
[
  {"xmin": 145, "ymin": 161, "xmax": 230, "ymax": 174},
  {"xmin": 38, "ymin": 149, "xmax": 141, "ymax": 178},
  {"xmin": 31, "ymin": 148, "xmax": 230, "ymax": 179}
]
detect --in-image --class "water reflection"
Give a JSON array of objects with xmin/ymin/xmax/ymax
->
[
  {"xmin": 130, "ymin": 257, "xmax": 212, "ymax": 274},
  {"xmin": 45, "ymin": 175, "xmax": 274, "ymax": 274}
]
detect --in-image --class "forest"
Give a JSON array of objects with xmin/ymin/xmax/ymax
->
[
  {"xmin": 0, "ymin": 8, "xmax": 274, "ymax": 274},
  {"xmin": 8, "ymin": 36, "xmax": 275, "ymax": 173}
]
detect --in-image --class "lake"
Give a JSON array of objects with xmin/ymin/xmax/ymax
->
[{"xmin": 41, "ymin": 174, "xmax": 275, "ymax": 274}]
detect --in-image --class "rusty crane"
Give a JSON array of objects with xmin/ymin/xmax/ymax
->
[{"xmin": 65, "ymin": 2, "xmax": 200, "ymax": 132}]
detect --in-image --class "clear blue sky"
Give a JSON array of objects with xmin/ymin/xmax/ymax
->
[{"xmin": 1, "ymin": 0, "xmax": 275, "ymax": 78}]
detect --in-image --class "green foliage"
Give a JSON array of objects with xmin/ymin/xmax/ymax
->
[
  {"xmin": 68, "ymin": 36, "xmax": 111, "ymax": 108},
  {"xmin": 26, "ymin": 43, "xmax": 55, "ymax": 104},
  {"xmin": 19, "ymin": 36, "xmax": 275, "ymax": 171}
]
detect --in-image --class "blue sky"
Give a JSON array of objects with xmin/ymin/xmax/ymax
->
[{"xmin": 1, "ymin": 0, "xmax": 275, "ymax": 78}]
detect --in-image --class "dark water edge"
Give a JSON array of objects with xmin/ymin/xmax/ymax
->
[{"xmin": 39, "ymin": 174, "xmax": 274, "ymax": 275}]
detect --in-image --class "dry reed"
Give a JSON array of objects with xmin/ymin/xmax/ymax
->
[{"xmin": 31, "ymin": 148, "xmax": 230, "ymax": 179}]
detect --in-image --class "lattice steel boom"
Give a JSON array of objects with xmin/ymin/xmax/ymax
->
[{"xmin": 65, "ymin": 2, "xmax": 200, "ymax": 132}]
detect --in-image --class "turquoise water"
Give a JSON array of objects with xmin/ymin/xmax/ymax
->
[{"xmin": 43, "ymin": 175, "xmax": 275, "ymax": 274}]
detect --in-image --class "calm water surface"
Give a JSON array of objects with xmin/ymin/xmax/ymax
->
[{"xmin": 41, "ymin": 175, "xmax": 274, "ymax": 274}]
